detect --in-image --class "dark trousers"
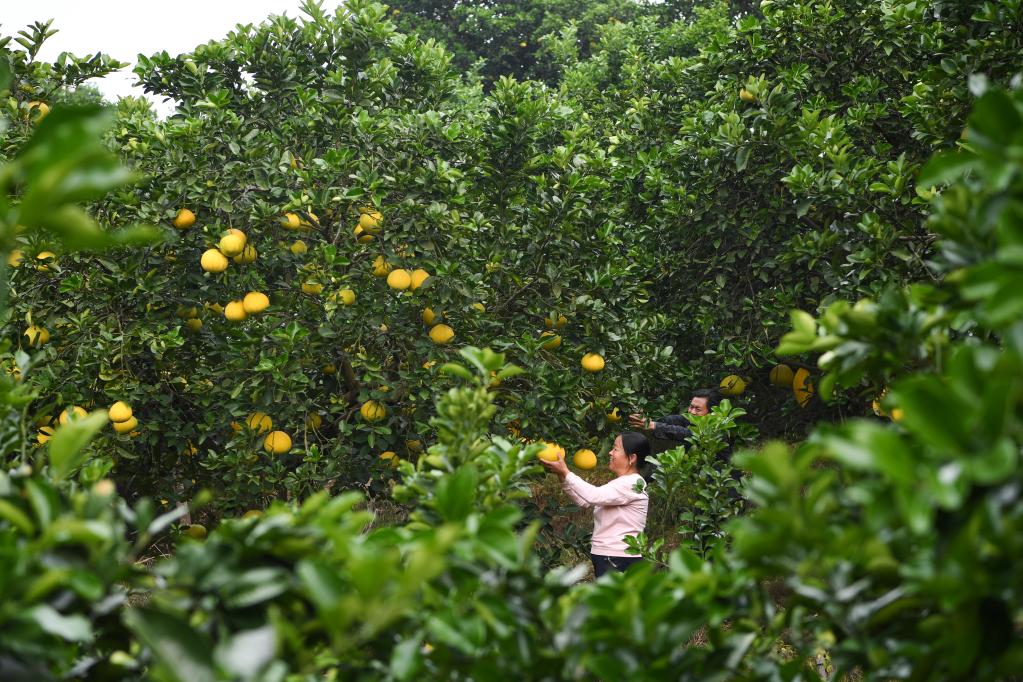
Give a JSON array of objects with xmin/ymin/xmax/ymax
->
[{"xmin": 591, "ymin": 553, "xmax": 642, "ymax": 578}]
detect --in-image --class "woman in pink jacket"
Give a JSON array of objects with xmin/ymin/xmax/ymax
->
[{"xmin": 540, "ymin": 432, "xmax": 650, "ymax": 578}]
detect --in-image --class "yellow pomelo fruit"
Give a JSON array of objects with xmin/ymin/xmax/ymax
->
[
  {"xmin": 176, "ymin": 305, "xmax": 198, "ymax": 319},
  {"xmin": 769, "ymin": 364, "xmax": 794, "ymax": 388},
  {"xmin": 113, "ymin": 416, "xmax": 139, "ymax": 434},
  {"xmin": 200, "ymin": 248, "xmax": 228, "ymax": 273},
  {"xmin": 410, "ymin": 269, "xmax": 430, "ymax": 290},
  {"xmin": 573, "ymin": 448, "xmax": 597, "ymax": 470},
  {"xmin": 606, "ymin": 407, "xmax": 621, "ymax": 423},
  {"xmin": 792, "ymin": 368, "xmax": 815, "ymax": 408},
  {"xmin": 185, "ymin": 524, "xmax": 207, "ymax": 539},
  {"xmin": 242, "ymin": 509, "xmax": 262, "ymax": 519},
  {"xmin": 233, "ymin": 245, "xmax": 257, "ymax": 264},
  {"xmin": 359, "ymin": 210, "xmax": 383, "ymax": 232},
  {"xmin": 246, "ymin": 412, "xmax": 273, "ymax": 433},
  {"xmin": 322, "ymin": 363, "xmax": 336, "ymax": 375},
  {"xmin": 224, "ymin": 301, "xmax": 247, "ymax": 322},
  {"xmin": 301, "ymin": 281, "xmax": 323, "ymax": 295},
  {"xmin": 242, "ymin": 291, "xmax": 270, "ymax": 314},
  {"xmin": 108, "ymin": 401, "xmax": 133, "ymax": 423},
  {"xmin": 28, "ymin": 100, "xmax": 50, "ymax": 121},
  {"xmin": 387, "ymin": 269, "xmax": 412, "ymax": 290},
  {"xmin": 538, "ymin": 442, "xmax": 565, "ymax": 462},
  {"xmin": 360, "ymin": 400, "xmax": 387, "ymax": 422},
  {"xmin": 429, "ymin": 324, "xmax": 455, "ymax": 345},
  {"xmin": 472, "ymin": 302, "xmax": 486, "ymax": 313},
  {"xmin": 406, "ymin": 439, "xmax": 423, "ymax": 452},
  {"xmin": 545, "ymin": 314, "xmax": 568, "ymax": 329},
  {"xmin": 218, "ymin": 233, "xmax": 245, "ymax": 257},
  {"xmin": 890, "ymin": 407, "xmax": 904, "ymax": 422},
  {"xmin": 173, "ymin": 208, "xmax": 196, "ymax": 229},
  {"xmin": 338, "ymin": 289, "xmax": 356, "ymax": 305},
  {"xmin": 379, "ymin": 450, "xmax": 399, "ymax": 467},
  {"xmin": 290, "ymin": 240, "xmax": 307, "ymax": 255},
  {"xmin": 540, "ymin": 331, "xmax": 561, "ymax": 350},
  {"xmin": 185, "ymin": 317, "xmax": 203, "ymax": 332},
  {"xmin": 59, "ymin": 406, "xmax": 88, "ymax": 425},
  {"xmin": 422, "ymin": 307, "xmax": 437, "ymax": 325},
  {"xmin": 306, "ymin": 413, "xmax": 323, "ymax": 430},
  {"xmin": 24, "ymin": 325, "xmax": 50, "ymax": 347},
  {"xmin": 581, "ymin": 353, "xmax": 605, "ymax": 373},
  {"xmin": 281, "ymin": 213, "xmax": 301, "ymax": 230},
  {"xmin": 8, "ymin": 249, "xmax": 24, "ymax": 267},
  {"xmin": 739, "ymin": 88, "xmax": 758, "ymax": 103},
  {"xmin": 372, "ymin": 255, "xmax": 392, "ymax": 277},
  {"xmin": 263, "ymin": 430, "xmax": 292, "ymax": 454},
  {"xmin": 719, "ymin": 375, "xmax": 746, "ymax": 397},
  {"xmin": 37, "ymin": 426, "xmax": 55, "ymax": 444}
]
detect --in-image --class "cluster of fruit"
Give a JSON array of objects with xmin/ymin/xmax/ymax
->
[{"xmin": 230, "ymin": 411, "xmax": 293, "ymax": 454}]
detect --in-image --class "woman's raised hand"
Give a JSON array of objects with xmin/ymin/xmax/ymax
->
[{"xmin": 539, "ymin": 452, "xmax": 570, "ymax": 478}]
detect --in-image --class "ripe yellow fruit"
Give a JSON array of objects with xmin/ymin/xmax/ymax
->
[
  {"xmin": 422, "ymin": 307, "xmax": 437, "ymax": 325},
  {"xmin": 185, "ymin": 317, "xmax": 203, "ymax": 332},
  {"xmin": 207, "ymin": 303, "xmax": 224, "ymax": 314},
  {"xmin": 306, "ymin": 413, "xmax": 323, "ymax": 430},
  {"xmin": 172, "ymin": 208, "xmax": 196, "ymax": 229},
  {"xmin": 113, "ymin": 416, "xmax": 139, "ymax": 434},
  {"xmin": 387, "ymin": 269, "xmax": 412, "ymax": 290},
  {"xmin": 769, "ymin": 364, "xmax": 794, "ymax": 388},
  {"xmin": 59, "ymin": 406, "xmax": 87, "ymax": 425},
  {"xmin": 28, "ymin": 100, "xmax": 50, "ymax": 121},
  {"xmin": 233, "ymin": 245, "xmax": 257, "ymax": 264},
  {"xmin": 606, "ymin": 407, "xmax": 621, "ymax": 423},
  {"xmin": 263, "ymin": 431, "xmax": 292, "ymax": 454},
  {"xmin": 372, "ymin": 255, "xmax": 392, "ymax": 277},
  {"xmin": 410, "ymin": 269, "xmax": 430, "ymax": 290},
  {"xmin": 406, "ymin": 439, "xmax": 423, "ymax": 452},
  {"xmin": 37, "ymin": 426, "xmax": 55, "ymax": 445},
  {"xmin": 379, "ymin": 450, "xmax": 399, "ymax": 468},
  {"xmin": 359, "ymin": 209, "xmax": 383, "ymax": 233},
  {"xmin": 545, "ymin": 315, "xmax": 568, "ymax": 329},
  {"xmin": 246, "ymin": 412, "xmax": 273, "ymax": 433},
  {"xmin": 472, "ymin": 302, "xmax": 486, "ymax": 313},
  {"xmin": 8, "ymin": 249, "xmax": 24, "ymax": 267},
  {"xmin": 540, "ymin": 331, "xmax": 561, "ymax": 350},
  {"xmin": 218, "ymin": 233, "xmax": 245, "ymax": 257},
  {"xmin": 224, "ymin": 301, "xmax": 248, "ymax": 321},
  {"xmin": 719, "ymin": 375, "xmax": 746, "ymax": 397},
  {"xmin": 242, "ymin": 509, "xmax": 262, "ymax": 519},
  {"xmin": 185, "ymin": 524, "xmax": 207, "ymax": 539},
  {"xmin": 24, "ymin": 325, "xmax": 50, "ymax": 347},
  {"xmin": 360, "ymin": 400, "xmax": 387, "ymax": 422},
  {"xmin": 739, "ymin": 88, "xmax": 758, "ymax": 103},
  {"xmin": 290, "ymin": 240, "xmax": 307, "ymax": 255},
  {"xmin": 176, "ymin": 305, "xmax": 199, "ymax": 319},
  {"xmin": 242, "ymin": 292, "xmax": 270, "ymax": 314},
  {"xmin": 538, "ymin": 442, "xmax": 565, "ymax": 462},
  {"xmin": 573, "ymin": 449, "xmax": 598, "ymax": 470},
  {"xmin": 322, "ymin": 363, "xmax": 336, "ymax": 375},
  {"xmin": 108, "ymin": 401, "xmax": 133, "ymax": 423},
  {"xmin": 281, "ymin": 213, "xmax": 302, "ymax": 230},
  {"xmin": 792, "ymin": 368, "xmax": 815, "ymax": 408},
  {"xmin": 200, "ymin": 248, "xmax": 228, "ymax": 273},
  {"xmin": 890, "ymin": 407, "xmax": 904, "ymax": 422},
  {"xmin": 35, "ymin": 251, "xmax": 56, "ymax": 271},
  {"xmin": 429, "ymin": 324, "xmax": 455, "ymax": 345},
  {"xmin": 301, "ymin": 281, "xmax": 323, "ymax": 296},
  {"xmin": 581, "ymin": 353, "xmax": 605, "ymax": 373},
  {"xmin": 338, "ymin": 289, "xmax": 356, "ymax": 305}
]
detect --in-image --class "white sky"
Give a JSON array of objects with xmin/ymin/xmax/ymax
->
[{"xmin": 3, "ymin": 1, "xmax": 334, "ymax": 113}]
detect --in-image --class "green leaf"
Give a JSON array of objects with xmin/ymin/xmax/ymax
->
[
  {"xmin": 48, "ymin": 411, "xmax": 108, "ymax": 479},
  {"xmin": 918, "ymin": 152, "xmax": 979, "ymax": 188},
  {"xmin": 439, "ymin": 363, "xmax": 473, "ymax": 380},
  {"xmin": 214, "ymin": 625, "xmax": 277, "ymax": 679},
  {"xmin": 434, "ymin": 465, "xmax": 479, "ymax": 521},
  {"xmin": 28, "ymin": 604, "xmax": 92, "ymax": 642},
  {"xmin": 123, "ymin": 608, "xmax": 216, "ymax": 682},
  {"xmin": 968, "ymin": 90, "xmax": 1023, "ymax": 147}
]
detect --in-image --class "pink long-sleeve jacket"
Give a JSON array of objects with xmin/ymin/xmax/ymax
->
[{"xmin": 562, "ymin": 472, "xmax": 648, "ymax": 557}]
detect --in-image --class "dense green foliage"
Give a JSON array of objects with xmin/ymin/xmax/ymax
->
[{"xmin": 2, "ymin": 0, "xmax": 1023, "ymax": 679}]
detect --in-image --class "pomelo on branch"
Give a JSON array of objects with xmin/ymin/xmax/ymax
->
[
  {"xmin": 422, "ymin": 307, "xmax": 437, "ymax": 325},
  {"xmin": 573, "ymin": 448, "xmax": 597, "ymax": 470},
  {"xmin": 200, "ymin": 248, "xmax": 228, "ymax": 273},
  {"xmin": 387, "ymin": 269, "xmax": 412, "ymax": 290},
  {"xmin": 719, "ymin": 375, "xmax": 746, "ymax": 397},
  {"xmin": 35, "ymin": 251, "xmax": 56, "ymax": 271},
  {"xmin": 429, "ymin": 324, "xmax": 455, "ymax": 345},
  {"xmin": 113, "ymin": 416, "xmax": 139, "ymax": 434},
  {"xmin": 290, "ymin": 240, "xmax": 308, "ymax": 255},
  {"xmin": 540, "ymin": 331, "xmax": 561, "ymax": 349},
  {"xmin": 538, "ymin": 442, "xmax": 565, "ymax": 462},
  {"xmin": 338, "ymin": 289, "xmax": 356, "ymax": 305},
  {"xmin": 246, "ymin": 412, "xmax": 273, "ymax": 433},
  {"xmin": 280, "ymin": 213, "xmax": 301, "ymax": 230},
  {"xmin": 233, "ymin": 245, "xmax": 257, "ymax": 264},
  {"xmin": 224, "ymin": 301, "xmax": 247, "ymax": 322},
  {"xmin": 59, "ymin": 406, "xmax": 87, "ymax": 425},
  {"xmin": 792, "ymin": 368, "xmax": 815, "ymax": 408},
  {"xmin": 242, "ymin": 292, "xmax": 270, "ymax": 314},
  {"xmin": 7, "ymin": 249, "xmax": 23, "ymax": 267},
  {"xmin": 263, "ymin": 430, "xmax": 292, "ymax": 454},
  {"xmin": 108, "ymin": 401, "xmax": 133, "ymax": 423},
  {"xmin": 218, "ymin": 232, "xmax": 245, "ymax": 257},
  {"xmin": 185, "ymin": 524, "xmax": 207, "ymax": 539},
  {"xmin": 581, "ymin": 353, "xmax": 605, "ymax": 373},
  {"xmin": 24, "ymin": 325, "xmax": 50, "ymax": 347},
  {"xmin": 185, "ymin": 317, "xmax": 203, "ymax": 332},
  {"xmin": 36, "ymin": 426, "xmax": 55, "ymax": 444},
  {"xmin": 360, "ymin": 400, "xmax": 387, "ymax": 422},
  {"xmin": 172, "ymin": 208, "xmax": 196, "ymax": 229},
  {"xmin": 606, "ymin": 407, "xmax": 621, "ymax": 423},
  {"xmin": 769, "ymin": 364, "xmax": 794, "ymax": 388},
  {"xmin": 410, "ymin": 268, "xmax": 430, "ymax": 290},
  {"xmin": 301, "ymin": 282, "xmax": 323, "ymax": 295},
  {"xmin": 372, "ymin": 255, "xmax": 392, "ymax": 277}
]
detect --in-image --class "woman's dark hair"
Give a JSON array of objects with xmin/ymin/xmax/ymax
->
[{"xmin": 620, "ymin": 431, "xmax": 650, "ymax": 470}]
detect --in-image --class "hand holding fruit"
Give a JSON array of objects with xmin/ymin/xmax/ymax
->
[{"xmin": 538, "ymin": 448, "xmax": 569, "ymax": 478}]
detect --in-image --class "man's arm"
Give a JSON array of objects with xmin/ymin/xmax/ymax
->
[{"xmin": 651, "ymin": 414, "xmax": 691, "ymax": 442}]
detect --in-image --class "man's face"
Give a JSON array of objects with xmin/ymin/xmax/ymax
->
[{"xmin": 687, "ymin": 397, "xmax": 710, "ymax": 416}]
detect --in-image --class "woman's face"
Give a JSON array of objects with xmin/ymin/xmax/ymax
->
[{"xmin": 608, "ymin": 436, "xmax": 635, "ymax": 475}]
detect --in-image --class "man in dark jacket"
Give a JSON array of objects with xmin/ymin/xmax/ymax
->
[{"xmin": 627, "ymin": 388, "xmax": 722, "ymax": 442}]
